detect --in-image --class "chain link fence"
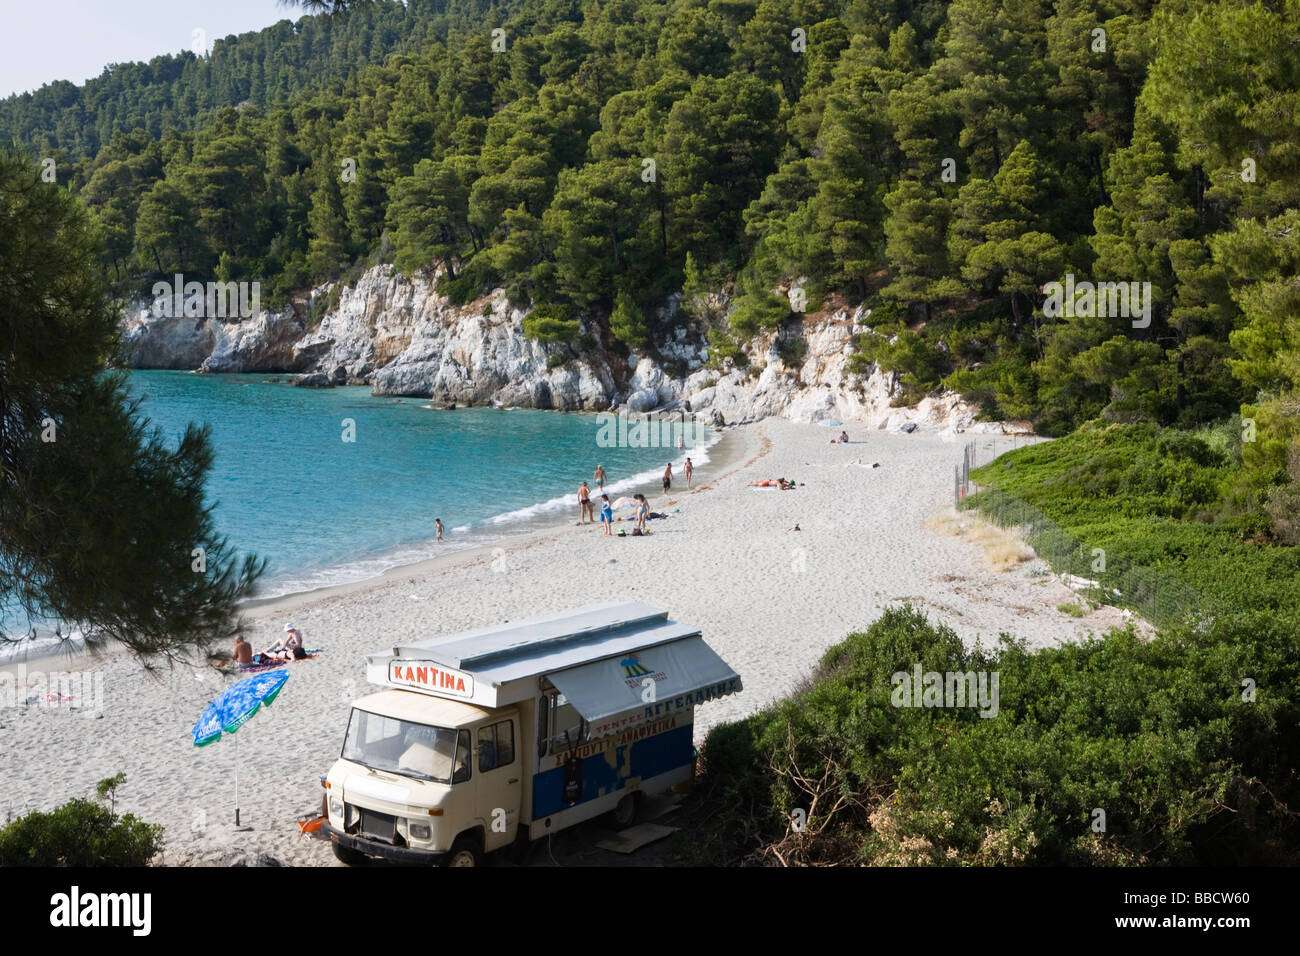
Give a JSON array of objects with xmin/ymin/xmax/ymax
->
[
  {"xmin": 958, "ymin": 486, "xmax": 1222, "ymax": 630},
  {"xmin": 954, "ymin": 439, "xmax": 977, "ymax": 505}
]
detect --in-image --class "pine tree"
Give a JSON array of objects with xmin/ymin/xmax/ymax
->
[
  {"xmin": 0, "ymin": 151, "xmax": 262, "ymax": 657},
  {"xmin": 306, "ymin": 155, "xmax": 352, "ymax": 282},
  {"xmin": 610, "ymin": 291, "xmax": 650, "ymax": 350}
]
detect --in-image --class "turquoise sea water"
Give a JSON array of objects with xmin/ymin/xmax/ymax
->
[{"xmin": 125, "ymin": 371, "xmax": 713, "ymax": 599}]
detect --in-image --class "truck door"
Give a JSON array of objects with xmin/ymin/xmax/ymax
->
[{"xmin": 475, "ymin": 716, "xmax": 521, "ymax": 852}]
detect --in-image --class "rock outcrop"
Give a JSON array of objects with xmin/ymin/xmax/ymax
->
[{"xmin": 120, "ymin": 264, "xmax": 1008, "ymax": 432}]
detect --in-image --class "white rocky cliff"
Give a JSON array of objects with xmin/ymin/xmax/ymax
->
[{"xmin": 121, "ymin": 264, "xmax": 1016, "ymax": 432}]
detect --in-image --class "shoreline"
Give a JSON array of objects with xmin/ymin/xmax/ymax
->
[
  {"xmin": 238, "ymin": 422, "xmax": 756, "ymax": 625},
  {"xmin": 0, "ymin": 424, "xmax": 756, "ymax": 677}
]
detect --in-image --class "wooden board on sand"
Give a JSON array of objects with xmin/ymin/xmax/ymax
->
[{"xmin": 595, "ymin": 823, "xmax": 679, "ymax": 855}]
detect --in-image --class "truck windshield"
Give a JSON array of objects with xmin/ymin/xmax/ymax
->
[{"xmin": 341, "ymin": 709, "xmax": 467, "ymax": 784}]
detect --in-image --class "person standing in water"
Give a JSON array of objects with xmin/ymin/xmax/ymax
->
[
  {"xmin": 593, "ymin": 465, "xmax": 606, "ymax": 491},
  {"xmin": 578, "ymin": 480, "xmax": 593, "ymax": 524},
  {"xmin": 435, "ymin": 518, "xmax": 444, "ymax": 542},
  {"xmin": 600, "ymin": 494, "xmax": 613, "ymax": 536},
  {"xmin": 684, "ymin": 458, "xmax": 694, "ymax": 489}
]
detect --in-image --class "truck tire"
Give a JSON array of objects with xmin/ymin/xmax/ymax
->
[
  {"xmin": 444, "ymin": 833, "xmax": 482, "ymax": 867},
  {"xmin": 608, "ymin": 791, "xmax": 641, "ymax": 830},
  {"xmin": 332, "ymin": 840, "xmax": 368, "ymax": 866}
]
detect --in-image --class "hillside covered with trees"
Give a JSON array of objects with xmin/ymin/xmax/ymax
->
[
  {"xmin": 4, "ymin": 0, "xmax": 1298, "ymax": 533},
  {"xmin": 5, "ymin": 0, "xmax": 1299, "ymax": 870}
]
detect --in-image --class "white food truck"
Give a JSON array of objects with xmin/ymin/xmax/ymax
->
[{"xmin": 320, "ymin": 602, "xmax": 743, "ymax": 866}]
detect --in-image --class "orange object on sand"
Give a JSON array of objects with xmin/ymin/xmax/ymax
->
[{"xmin": 298, "ymin": 816, "xmax": 326, "ymax": 835}]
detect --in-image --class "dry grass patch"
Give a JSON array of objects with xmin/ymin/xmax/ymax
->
[{"xmin": 926, "ymin": 508, "xmax": 1036, "ymax": 571}]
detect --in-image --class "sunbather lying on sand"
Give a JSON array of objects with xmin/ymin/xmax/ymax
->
[
  {"xmin": 261, "ymin": 623, "xmax": 305, "ymax": 662},
  {"xmin": 748, "ymin": 478, "xmax": 797, "ymax": 489}
]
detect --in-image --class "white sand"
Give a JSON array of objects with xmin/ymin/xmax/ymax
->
[{"xmin": 0, "ymin": 420, "xmax": 1137, "ymax": 865}]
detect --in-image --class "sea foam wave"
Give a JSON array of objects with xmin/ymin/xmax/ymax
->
[{"xmin": 252, "ymin": 431, "xmax": 722, "ymax": 601}]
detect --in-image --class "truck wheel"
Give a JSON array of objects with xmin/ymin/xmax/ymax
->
[
  {"xmin": 608, "ymin": 792, "xmax": 640, "ymax": 830},
  {"xmin": 332, "ymin": 841, "xmax": 368, "ymax": 866},
  {"xmin": 444, "ymin": 833, "xmax": 482, "ymax": 867}
]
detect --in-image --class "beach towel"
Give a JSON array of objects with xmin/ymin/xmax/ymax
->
[{"xmin": 239, "ymin": 649, "xmax": 322, "ymax": 673}]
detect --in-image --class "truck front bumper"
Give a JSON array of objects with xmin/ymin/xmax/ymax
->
[{"xmin": 322, "ymin": 822, "xmax": 448, "ymax": 865}]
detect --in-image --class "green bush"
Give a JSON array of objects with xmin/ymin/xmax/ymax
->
[
  {"xmin": 504, "ymin": 277, "xmax": 531, "ymax": 310},
  {"xmin": 705, "ymin": 327, "xmax": 748, "ymax": 370},
  {"xmin": 945, "ymin": 359, "xmax": 1042, "ymax": 423},
  {"xmin": 728, "ymin": 291, "xmax": 791, "ymax": 339},
  {"xmin": 775, "ymin": 334, "xmax": 807, "ymax": 368},
  {"xmin": 610, "ymin": 291, "xmax": 650, "ymax": 350},
  {"xmin": 850, "ymin": 323, "xmax": 950, "ymax": 404},
  {"xmin": 437, "ymin": 255, "xmax": 498, "ymax": 306},
  {"xmin": 964, "ymin": 422, "xmax": 1300, "ymax": 614},
  {"xmin": 0, "ymin": 798, "xmax": 164, "ymax": 866},
  {"xmin": 695, "ymin": 604, "xmax": 1300, "ymax": 866},
  {"xmin": 522, "ymin": 304, "xmax": 581, "ymax": 344}
]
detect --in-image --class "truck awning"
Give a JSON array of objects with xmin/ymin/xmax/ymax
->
[{"xmin": 546, "ymin": 636, "xmax": 742, "ymax": 739}]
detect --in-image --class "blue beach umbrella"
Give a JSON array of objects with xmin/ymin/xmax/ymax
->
[{"xmin": 191, "ymin": 670, "xmax": 289, "ymax": 827}]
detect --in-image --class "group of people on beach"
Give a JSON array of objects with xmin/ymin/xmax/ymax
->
[
  {"xmin": 231, "ymin": 623, "xmax": 306, "ymax": 667},
  {"xmin": 578, "ymin": 458, "xmax": 694, "ymax": 534},
  {"xmin": 432, "ymin": 457, "xmax": 699, "ymax": 548},
  {"xmin": 577, "ymin": 485, "xmax": 650, "ymax": 535}
]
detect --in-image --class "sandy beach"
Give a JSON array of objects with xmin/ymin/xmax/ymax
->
[{"xmin": 0, "ymin": 419, "xmax": 1139, "ymax": 865}]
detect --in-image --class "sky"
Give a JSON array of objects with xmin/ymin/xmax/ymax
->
[{"xmin": 0, "ymin": 0, "xmax": 315, "ymax": 98}]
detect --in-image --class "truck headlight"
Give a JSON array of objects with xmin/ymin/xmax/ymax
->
[
  {"xmin": 408, "ymin": 821, "xmax": 431, "ymax": 841},
  {"xmin": 329, "ymin": 796, "xmax": 343, "ymax": 820}
]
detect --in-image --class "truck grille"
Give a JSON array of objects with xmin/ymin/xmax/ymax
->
[{"xmin": 353, "ymin": 806, "xmax": 400, "ymax": 845}]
